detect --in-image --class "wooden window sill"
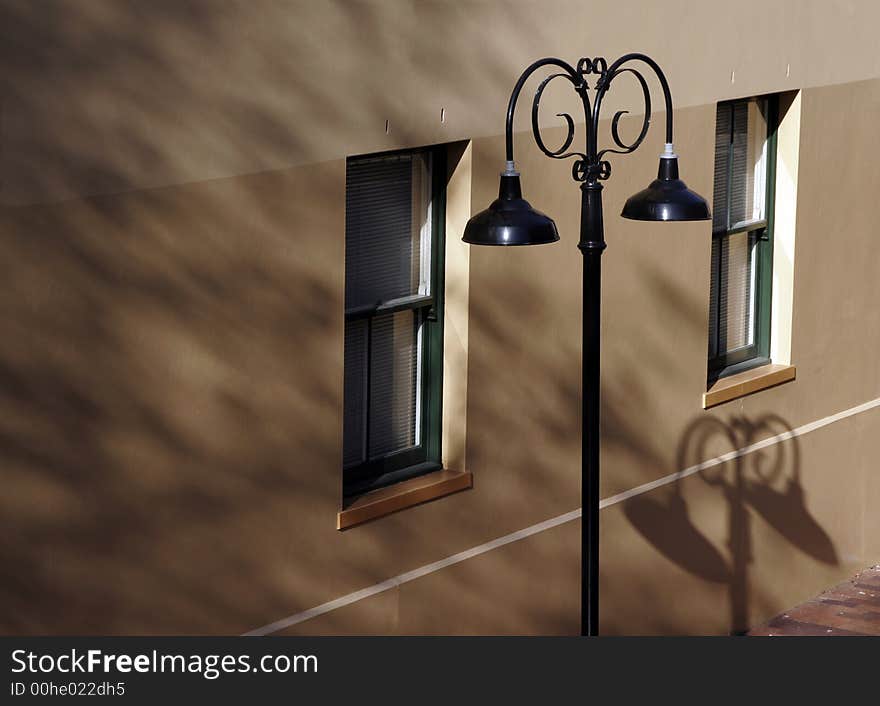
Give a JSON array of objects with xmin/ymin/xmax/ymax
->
[
  {"xmin": 703, "ymin": 363, "xmax": 796, "ymax": 409},
  {"xmin": 337, "ymin": 468, "xmax": 472, "ymax": 530}
]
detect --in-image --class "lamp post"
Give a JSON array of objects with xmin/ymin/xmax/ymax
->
[{"xmin": 463, "ymin": 54, "xmax": 710, "ymax": 636}]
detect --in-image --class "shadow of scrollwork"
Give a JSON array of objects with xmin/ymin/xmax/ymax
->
[{"xmin": 625, "ymin": 413, "xmax": 838, "ymax": 634}]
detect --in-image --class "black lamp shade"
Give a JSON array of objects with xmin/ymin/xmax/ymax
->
[
  {"xmin": 621, "ymin": 157, "xmax": 711, "ymax": 222},
  {"xmin": 463, "ymin": 174, "xmax": 559, "ymax": 246}
]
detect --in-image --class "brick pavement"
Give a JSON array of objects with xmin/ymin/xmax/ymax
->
[{"xmin": 748, "ymin": 566, "xmax": 880, "ymax": 636}]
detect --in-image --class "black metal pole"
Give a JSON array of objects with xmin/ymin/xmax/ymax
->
[
  {"xmin": 483, "ymin": 52, "xmax": 696, "ymax": 637},
  {"xmin": 579, "ymin": 179, "xmax": 605, "ymax": 637}
]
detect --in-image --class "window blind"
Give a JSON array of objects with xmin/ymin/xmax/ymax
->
[
  {"xmin": 344, "ymin": 154, "xmax": 428, "ymax": 311},
  {"xmin": 730, "ymin": 101, "xmax": 767, "ymax": 229},
  {"xmin": 343, "ymin": 152, "xmax": 432, "ymax": 471},
  {"xmin": 713, "ymin": 101, "xmax": 768, "ymax": 233},
  {"xmin": 709, "ymin": 99, "xmax": 768, "ymax": 362},
  {"xmin": 713, "ymin": 231, "xmax": 755, "ymax": 353},
  {"xmin": 729, "ymin": 102, "xmax": 752, "ymax": 227},
  {"xmin": 711, "ymin": 106, "xmax": 731, "ymax": 233},
  {"xmin": 342, "ymin": 318, "xmax": 368, "ymax": 467},
  {"xmin": 367, "ymin": 310, "xmax": 419, "ymax": 458}
]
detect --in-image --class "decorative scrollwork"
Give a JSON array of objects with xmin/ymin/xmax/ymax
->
[
  {"xmin": 577, "ymin": 57, "xmax": 608, "ymax": 82},
  {"xmin": 531, "ymin": 72, "xmax": 588, "ymax": 163},
  {"xmin": 506, "ymin": 53, "xmax": 674, "ymax": 184},
  {"xmin": 596, "ymin": 68, "xmax": 652, "ymax": 163},
  {"xmin": 572, "ymin": 159, "xmax": 611, "ymax": 182}
]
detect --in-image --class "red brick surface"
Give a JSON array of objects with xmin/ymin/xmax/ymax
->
[{"xmin": 748, "ymin": 566, "xmax": 880, "ymax": 636}]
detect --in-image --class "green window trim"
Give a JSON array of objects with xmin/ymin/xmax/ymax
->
[
  {"xmin": 708, "ymin": 95, "xmax": 779, "ymax": 384},
  {"xmin": 342, "ymin": 147, "xmax": 446, "ymax": 499}
]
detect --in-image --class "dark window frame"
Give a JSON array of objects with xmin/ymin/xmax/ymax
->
[
  {"xmin": 708, "ymin": 95, "xmax": 779, "ymax": 384},
  {"xmin": 342, "ymin": 146, "xmax": 446, "ymax": 498}
]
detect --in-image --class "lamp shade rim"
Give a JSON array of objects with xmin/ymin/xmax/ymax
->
[
  {"xmin": 620, "ymin": 176, "xmax": 711, "ymax": 222},
  {"xmin": 462, "ymin": 195, "xmax": 560, "ymax": 246},
  {"xmin": 461, "ymin": 235, "xmax": 560, "ymax": 246},
  {"xmin": 620, "ymin": 210, "xmax": 711, "ymax": 222}
]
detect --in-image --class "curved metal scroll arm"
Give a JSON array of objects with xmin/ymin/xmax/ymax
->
[
  {"xmin": 594, "ymin": 68, "xmax": 651, "ymax": 164},
  {"xmin": 502, "ymin": 53, "xmax": 676, "ymax": 183},
  {"xmin": 530, "ymin": 72, "xmax": 585, "ymax": 162},
  {"xmin": 504, "ymin": 57, "xmax": 590, "ymax": 166},
  {"xmin": 590, "ymin": 52, "xmax": 675, "ymax": 164}
]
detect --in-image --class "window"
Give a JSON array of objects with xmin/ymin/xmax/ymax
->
[
  {"xmin": 708, "ymin": 96, "xmax": 778, "ymax": 381},
  {"xmin": 343, "ymin": 148, "xmax": 445, "ymax": 498}
]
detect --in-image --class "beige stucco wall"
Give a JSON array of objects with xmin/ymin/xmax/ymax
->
[
  {"xmin": 1, "ymin": 1, "xmax": 879, "ymax": 635},
  {"xmin": 465, "ymin": 79, "xmax": 880, "ymax": 634},
  {"xmin": 4, "ymin": 0, "xmax": 880, "ymax": 206}
]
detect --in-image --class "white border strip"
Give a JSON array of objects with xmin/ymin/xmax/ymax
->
[
  {"xmin": 245, "ymin": 396, "xmax": 880, "ymax": 636},
  {"xmin": 244, "ymin": 509, "xmax": 581, "ymax": 636}
]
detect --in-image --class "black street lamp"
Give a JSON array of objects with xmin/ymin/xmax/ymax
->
[{"xmin": 463, "ymin": 54, "xmax": 710, "ymax": 636}]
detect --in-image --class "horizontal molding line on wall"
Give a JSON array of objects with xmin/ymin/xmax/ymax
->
[{"xmin": 244, "ymin": 395, "xmax": 880, "ymax": 636}]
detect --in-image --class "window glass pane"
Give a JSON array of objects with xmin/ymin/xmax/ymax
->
[
  {"xmin": 712, "ymin": 105, "xmax": 731, "ymax": 233},
  {"xmin": 708, "ymin": 236, "xmax": 721, "ymax": 359},
  {"xmin": 368, "ymin": 310, "xmax": 420, "ymax": 458},
  {"xmin": 710, "ymin": 97, "xmax": 772, "ymax": 365},
  {"xmin": 729, "ymin": 100, "xmax": 768, "ymax": 228},
  {"xmin": 342, "ymin": 319, "xmax": 368, "ymax": 468},
  {"xmin": 717, "ymin": 231, "xmax": 755, "ymax": 352},
  {"xmin": 342, "ymin": 148, "xmax": 439, "ymax": 489},
  {"xmin": 345, "ymin": 153, "xmax": 431, "ymax": 310}
]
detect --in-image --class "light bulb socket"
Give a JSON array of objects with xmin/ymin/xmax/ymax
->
[
  {"xmin": 498, "ymin": 173, "xmax": 523, "ymax": 200},
  {"xmin": 657, "ymin": 156, "xmax": 680, "ymax": 181}
]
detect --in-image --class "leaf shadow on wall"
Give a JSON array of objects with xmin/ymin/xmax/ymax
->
[
  {"xmin": 0, "ymin": 167, "xmax": 351, "ymax": 633},
  {"xmin": 0, "ymin": 0, "xmax": 536, "ymax": 635},
  {"xmin": 0, "ymin": 0, "xmax": 518, "ymax": 205}
]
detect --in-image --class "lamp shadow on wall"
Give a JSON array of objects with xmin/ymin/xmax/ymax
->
[
  {"xmin": 466, "ymin": 238, "xmax": 839, "ymax": 634},
  {"xmin": 623, "ymin": 413, "xmax": 838, "ymax": 634},
  {"xmin": 0, "ymin": 1, "xmax": 839, "ymax": 637}
]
